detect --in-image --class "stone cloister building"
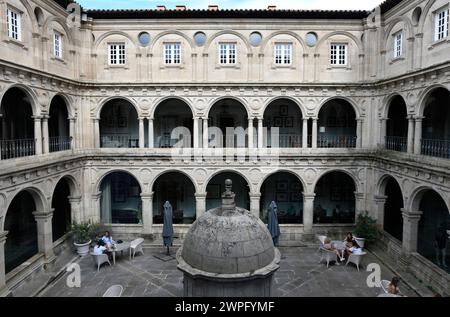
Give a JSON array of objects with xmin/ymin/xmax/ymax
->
[{"xmin": 0, "ymin": 0, "xmax": 449, "ymax": 296}]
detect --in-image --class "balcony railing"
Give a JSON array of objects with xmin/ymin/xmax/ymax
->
[
  {"xmin": 101, "ymin": 135, "xmax": 139, "ymax": 148},
  {"xmin": 385, "ymin": 136, "xmax": 407, "ymax": 152},
  {"xmin": 49, "ymin": 136, "xmax": 72, "ymax": 153},
  {"xmin": 267, "ymin": 134, "xmax": 302, "ymax": 148},
  {"xmin": 0, "ymin": 139, "xmax": 36, "ymax": 160},
  {"xmin": 317, "ymin": 135, "xmax": 357, "ymax": 148},
  {"xmin": 421, "ymin": 139, "xmax": 450, "ymax": 159}
]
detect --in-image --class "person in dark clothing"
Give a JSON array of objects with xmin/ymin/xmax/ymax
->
[{"xmin": 435, "ymin": 224, "xmax": 449, "ymax": 268}]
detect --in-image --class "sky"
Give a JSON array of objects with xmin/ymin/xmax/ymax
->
[{"xmin": 76, "ymin": 0, "xmax": 385, "ymax": 11}]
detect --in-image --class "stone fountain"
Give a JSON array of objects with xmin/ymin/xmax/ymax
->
[{"xmin": 177, "ymin": 179, "xmax": 280, "ymax": 297}]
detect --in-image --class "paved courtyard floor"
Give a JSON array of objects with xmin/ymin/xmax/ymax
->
[{"xmin": 40, "ymin": 247, "xmax": 417, "ymax": 297}]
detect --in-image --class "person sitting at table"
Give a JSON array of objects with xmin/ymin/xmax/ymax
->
[
  {"xmin": 388, "ymin": 276, "xmax": 401, "ymax": 295},
  {"xmin": 101, "ymin": 231, "xmax": 115, "ymax": 248},
  {"xmin": 93, "ymin": 240, "xmax": 108, "ymax": 255},
  {"xmin": 323, "ymin": 238, "xmax": 345, "ymax": 262},
  {"xmin": 344, "ymin": 240, "xmax": 363, "ymax": 259},
  {"xmin": 344, "ymin": 232, "xmax": 356, "ymax": 248}
]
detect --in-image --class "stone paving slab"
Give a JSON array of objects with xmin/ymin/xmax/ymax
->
[{"xmin": 40, "ymin": 247, "xmax": 418, "ymax": 297}]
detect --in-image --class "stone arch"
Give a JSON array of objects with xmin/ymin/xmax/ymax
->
[
  {"xmin": 18, "ymin": 0, "xmax": 39, "ymax": 31},
  {"xmin": 257, "ymin": 169, "xmax": 307, "ymax": 194},
  {"xmin": 0, "ymin": 84, "xmax": 40, "ymax": 116},
  {"xmin": 96, "ymin": 96, "xmax": 140, "ymax": 119},
  {"xmin": 149, "ymin": 30, "xmax": 196, "ymax": 54},
  {"xmin": 51, "ymin": 174, "xmax": 81, "ymax": 198},
  {"xmin": 150, "ymin": 96, "xmax": 195, "ymax": 119},
  {"xmin": 259, "ymin": 30, "xmax": 307, "ymax": 55},
  {"xmin": 42, "ymin": 16, "xmax": 75, "ymax": 45},
  {"xmin": 150, "ymin": 169, "xmax": 199, "ymax": 194},
  {"xmin": 377, "ymin": 174, "xmax": 405, "ymax": 204},
  {"xmin": 417, "ymin": 84, "xmax": 450, "ymax": 116},
  {"xmin": 203, "ymin": 30, "xmax": 252, "ymax": 54},
  {"xmin": 316, "ymin": 97, "xmax": 361, "ymax": 119},
  {"xmin": 409, "ymin": 186, "xmax": 450, "ymax": 212},
  {"xmin": 203, "ymin": 169, "xmax": 253, "ymax": 193},
  {"xmin": 205, "ymin": 96, "xmax": 251, "ymax": 118},
  {"xmin": 95, "ymin": 169, "xmax": 143, "ymax": 194},
  {"xmin": 418, "ymin": 0, "xmax": 441, "ymax": 34},
  {"xmin": 49, "ymin": 93, "xmax": 75, "ymax": 117},
  {"xmin": 382, "ymin": 16, "xmax": 414, "ymax": 48},
  {"xmin": 314, "ymin": 31, "xmax": 364, "ymax": 56},
  {"xmin": 262, "ymin": 96, "xmax": 306, "ymax": 118},
  {"xmin": 93, "ymin": 31, "xmax": 138, "ymax": 52},
  {"xmin": 312, "ymin": 169, "xmax": 360, "ymax": 194},
  {"xmin": 382, "ymin": 93, "xmax": 408, "ymax": 118}
]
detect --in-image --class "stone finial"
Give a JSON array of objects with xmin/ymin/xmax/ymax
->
[{"xmin": 221, "ymin": 179, "xmax": 236, "ymax": 215}]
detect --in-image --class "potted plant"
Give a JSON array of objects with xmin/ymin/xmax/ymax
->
[
  {"xmin": 354, "ymin": 211, "xmax": 378, "ymax": 249},
  {"xmin": 71, "ymin": 222, "xmax": 94, "ymax": 256}
]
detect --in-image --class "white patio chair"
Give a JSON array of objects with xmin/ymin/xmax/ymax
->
[
  {"xmin": 345, "ymin": 252, "xmax": 367, "ymax": 271},
  {"xmin": 319, "ymin": 247, "xmax": 338, "ymax": 268},
  {"xmin": 91, "ymin": 252, "xmax": 111, "ymax": 272},
  {"xmin": 317, "ymin": 235, "xmax": 327, "ymax": 252},
  {"xmin": 103, "ymin": 285, "xmax": 123, "ymax": 297},
  {"xmin": 380, "ymin": 280, "xmax": 391, "ymax": 293},
  {"xmin": 129, "ymin": 238, "xmax": 145, "ymax": 259}
]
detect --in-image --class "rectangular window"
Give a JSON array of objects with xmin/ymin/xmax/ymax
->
[
  {"xmin": 164, "ymin": 43, "xmax": 181, "ymax": 64},
  {"xmin": 330, "ymin": 43, "xmax": 347, "ymax": 66},
  {"xmin": 54, "ymin": 32, "xmax": 62, "ymax": 59},
  {"xmin": 219, "ymin": 43, "xmax": 236, "ymax": 65},
  {"xmin": 108, "ymin": 43, "xmax": 125, "ymax": 65},
  {"xmin": 394, "ymin": 32, "xmax": 403, "ymax": 58},
  {"xmin": 6, "ymin": 8, "xmax": 21, "ymax": 41},
  {"xmin": 435, "ymin": 7, "xmax": 449, "ymax": 41},
  {"xmin": 274, "ymin": 43, "xmax": 292, "ymax": 65}
]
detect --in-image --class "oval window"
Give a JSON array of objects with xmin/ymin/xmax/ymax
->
[
  {"xmin": 194, "ymin": 32, "xmax": 207, "ymax": 46},
  {"xmin": 138, "ymin": 32, "xmax": 150, "ymax": 46},
  {"xmin": 249, "ymin": 32, "xmax": 262, "ymax": 46},
  {"xmin": 305, "ymin": 32, "xmax": 318, "ymax": 47}
]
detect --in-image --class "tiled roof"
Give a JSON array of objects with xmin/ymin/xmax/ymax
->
[
  {"xmin": 53, "ymin": 0, "xmax": 76, "ymax": 9},
  {"xmin": 85, "ymin": 9, "xmax": 371, "ymax": 20},
  {"xmin": 379, "ymin": 0, "xmax": 404, "ymax": 14}
]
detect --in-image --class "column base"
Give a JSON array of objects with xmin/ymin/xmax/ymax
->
[
  {"xmin": 43, "ymin": 254, "xmax": 57, "ymax": 271},
  {"xmin": 398, "ymin": 252, "xmax": 411, "ymax": 271}
]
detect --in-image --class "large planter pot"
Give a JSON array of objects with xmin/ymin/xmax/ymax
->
[
  {"xmin": 74, "ymin": 240, "xmax": 91, "ymax": 257},
  {"xmin": 355, "ymin": 237, "xmax": 365, "ymax": 249}
]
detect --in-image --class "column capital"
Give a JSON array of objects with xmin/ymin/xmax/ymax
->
[
  {"xmin": 195, "ymin": 192, "xmax": 207, "ymax": 199},
  {"xmin": 374, "ymin": 194, "xmax": 388, "ymax": 203},
  {"xmin": 32, "ymin": 115, "xmax": 43, "ymax": 120},
  {"xmin": 0, "ymin": 231, "xmax": 8, "ymax": 243},
  {"xmin": 303, "ymin": 193, "xmax": 316, "ymax": 200},
  {"xmin": 92, "ymin": 117, "xmax": 100, "ymax": 122},
  {"xmin": 33, "ymin": 209, "xmax": 54, "ymax": 220},
  {"xmin": 138, "ymin": 116, "xmax": 146, "ymax": 121},
  {"xmin": 68, "ymin": 195, "xmax": 82, "ymax": 203},
  {"xmin": 379, "ymin": 117, "xmax": 389, "ymax": 121},
  {"xmin": 257, "ymin": 117, "xmax": 264, "ymax": 121},
  {"xmin": 401, "ymin": 208, "xmax": 422, "ymax": 220},
  {"xmin": 248, "ymin": 117, "xmax": 255, "ymax": 121},
  {"xmin": 68, "ymin": 116, "xmax": 77, "ymax": 121},
  {"xmin": 311, "ymin": 117, "xmax": 318, "ymax": 121},
  {"xmin": 202, "ymin": 117, "xmax": 209, "ymax": 121},
  {"xmin": 92, "ymin": 192, "xmax": 102, "ymax": 200},
  {"xmin": 406, "ymin": 115, "xmax": 415, "ymax": 120},
  {"xmin": 414, "ymin": 116, "xmax": 425, "ymax": 121},
  {"xmin": 356, "ymin": 118, "xmax": 364, "ymax": 122},
  {"xmin": 249, "ymin": 192, "xmax": 261, "ymax": 199},
  {"xmin": 140, "ymin": 192, "xmax": 154, "ymax": 199},
  {"xmin": 41, "ymin": 115, "xmax": 50, "ymax": 120},
  {"xmin": 147, "ymin": 116, "xmax": 154, "ymax": 121},
  {"xmin": 302, "ymin": 117, "xmax": 309, "ymax": 122},
  {"xmin": 354, "ymin": 192, "xmax": 365, "ymax": 200}
]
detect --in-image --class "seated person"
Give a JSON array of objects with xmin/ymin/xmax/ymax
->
[
  {"xmin": 93, "ymin": 240, "xmax": 108, "ymax": 255},
  {"xmin": 101, "ymin": 231, "xmax": 115, "ymax": 248},
  {"xmin": 388, "ymin": 276, "xmax": 401, "ymax": 295},
  {"xmin": 322, "ymin": 238, "xmax": 345, "ymax": 262},
  {"xmin": 344, "ymin": 232, "xmax": 356, "ymax": 248},
  {"xmin": 345, "ymin": 240, "xmax": 363, "ymax": 259}
]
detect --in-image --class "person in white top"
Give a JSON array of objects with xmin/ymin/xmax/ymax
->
[
  {"xmin": 93, "ymin": 240, "xmax": 107, "ymax": 255},
  {"xmin": 101, "ymin": 231, "xmax": 115, "ymax": 248}
]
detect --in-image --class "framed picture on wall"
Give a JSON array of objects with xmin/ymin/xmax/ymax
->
[
  {"xmin": 207, "ymin": 184, "xmax": 221, "ymax": 199},
  {"xmin": 284, "ymin": 117, "xmax": 294, "ymax": 128},
  {"xmin": 276, "ymin": 181, "xmax": 288, "ymax": 191},
  {"xmin": 280, "ymin": 105, "xmax": 289, "ymax": 116},
  {"xmin": 331, "ymin": 186, "xmax": 342, "ymax": 201},
  {"xmin": 276, "ymin": 192, "xmax": 289, "ymax": 202},
  {"xmin": 274, "ymin": 117, "xmax": 283, "ymax": 127}
]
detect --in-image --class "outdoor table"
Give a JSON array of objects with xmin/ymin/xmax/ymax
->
[
  {"xmin": 110, "ymin": 242, "xmax": 130, "ymax": 265},
  {"xmin": 332, "ymin": 240, "xmax": 345, "ymax": 259}
]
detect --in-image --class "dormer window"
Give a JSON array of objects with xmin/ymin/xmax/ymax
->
[{"xmin": 7, "ymin": 8, "xmax": 21, "ymax": 41}]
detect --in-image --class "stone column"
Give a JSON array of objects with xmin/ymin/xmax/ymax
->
[
  {"xmin": 141, "ymin": 193, "xmax": 153, "ymax": 236},
  {"xmin": 68, "ymin": 196, "xmax": 83, "ymax": 224},
  {"xmin": 33, "ymin": 116, "xmax": 43, "ymax": 155},
  {"xmin": 380, "ymin": 117, "xmax": 387, "ymax": 148},
  {"xmin": 91, "ymin": 193, "xmax": 102, "ymax": 223},
  {"xmin": 354, "ymin": 192, "xmax": 365, "ymax": 218},
  {"xmin": 33, "ymin": 209, "xmax": 55, "ymax": 261},
  {"xmin": 138, "ymin": 117, "xmax": 145, "ymax": 148},
  {"xmin": 311, "ymin": 118, "xmax": 318, "ymax": 149},
  {"xmin": 202, "ymin": 118, "xmax": 209, "ymax": 149},
  {"xmin": 42, "ymin": 115, "xmax": 49, "ymax": 154},
  {"xmin": 93, "ymin": 118, "xmax": 100, "ymax": 148},
  {"xmin": 195, "ymin": 193, "xmax": 207, "ymax": 219},
  {"xmin": 249, "ymin": 193, "xmax": 261, "ymax": 218},
  {"xmin": 407, "ymin": 116, "xmax": 415, "ymax": 153},
  {"xmin": 303, "ymin": 193, "xmax": 316, "ymax": 234},
  {"xmin": 373, "ymin": 195, "xmax": 387, "ymax": 229},
  {"xmin": 401, "ymin": 209, "xmax": 422, "ymax": 253},
  {"xmin": 148, "ymin": 118, "xmax": 154, "ymax": 148},
  {"xmin": 69, "ymin": 117, "xmax": 76, "ymax": 149},
  {"xmin": 302, "ymin": 118, "xmax": 308, "ymax": 148},
  {"xmin": 248, "ymin": 118, "xmax": 254, "ymax": 148},
  {"xmin": 0, "ymin": 115, "xmax": 2, "ymax": 161},
  {"xmin": 414, "ymin": 116, "xmax": 424, "ymax": 155},
  {"xmin": 257, "ymin": 118, "xmax": 264, "ymax": 149},
  {"xmin": 0, "ymin": 231, "xmax": 9, "ymax": 296},
  {"xmin": 193, "ymin": 117, "xmax": 199, "ymax": 149},
  {"xmin": 356, "ymin": 118, "xmax": 363, "ymax": 148}
]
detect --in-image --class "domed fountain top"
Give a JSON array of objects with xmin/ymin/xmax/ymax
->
[{"xmin": 177, "ymin": 179, "xmax": 280, "ymax": 276}]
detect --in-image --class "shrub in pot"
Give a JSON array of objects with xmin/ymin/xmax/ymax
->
[
  {"xmin": 71, "ymin": 222, "xmax": 95, "ymax": 256},
  {"xmin": 354, "ymin": 211, "xmax": 378, "ymax": 249}
]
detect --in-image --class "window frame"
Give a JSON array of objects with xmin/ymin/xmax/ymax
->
[
  {"xmin": 108, "ymin": 42, "xmax": 126, "ymax": 66},
  {"xmin": 393, "ymin": 31, "xmax": 403, "ymax": 58},
  {"xmin": 54, "ymin": 31, "xmax": 63, "ymax": 59},
  {"xmin": 163, "ymin": 42, "xmax": 182, "ymax": 65},
  {"xmin": 6, "ymin": 8, "xmax": 22, "ymax": 41},
  {"xmin": 218, "ymin": 42, "xmax": 237, "ymax": 65},
  {"xmin": 274, "ymin": 42, "xmax": 293, "ymax": 66},
  {"xmin": 434, "ymin": 7, "xmax": 449, "ymax": 42},
  {"xmin": 330, "ymin": 43, "xmax": 348, "ymax": 66}
]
